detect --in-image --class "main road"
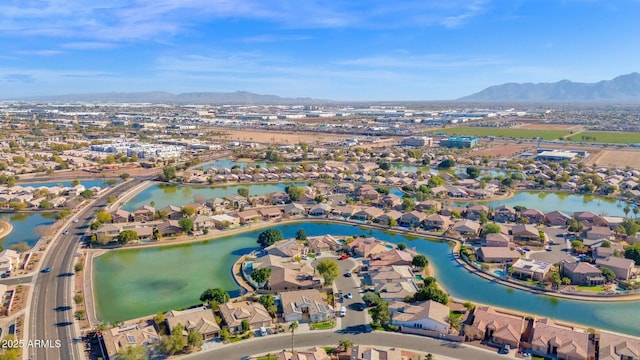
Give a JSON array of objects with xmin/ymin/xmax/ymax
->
[{"xmin": 27, "ymin": 177, "xmax": 152, "ymax": 360}]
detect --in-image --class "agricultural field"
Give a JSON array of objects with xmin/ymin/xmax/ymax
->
[
  {"xmin": 425, "ymin": 127, "xmax": 571, "ymax": 140},
  {"xmin": 565, "ymin": 131, "xmax": 640, "ymax": 144},
  {"xmin": 587, "ymin": 150, "xmax": 640, "ymax": 168}
]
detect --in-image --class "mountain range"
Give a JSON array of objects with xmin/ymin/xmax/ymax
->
[
  {"xmin": 13, "ymin": 91, "xmax": 317, "ymax": 104},
  {"xmin": 459, "ymin": 73, "xmax": 640, "ymax": 102}
]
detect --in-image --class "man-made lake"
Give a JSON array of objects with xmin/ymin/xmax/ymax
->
[
  {"xmin": 0, "ymin": 212, "xmax": 56, "ymax": 249},
  {"xmin": 18, "ymin": 179, "xmax": 118, "ymax": 188},
  {"xmin": 455, "ymin": 191, "xmax": 630, "ymax": 217},
  {"xmin": 200, "ymin": 159, "xmax": 267, "ymax": 171},
  {"xmin": 94, "ymin": 222, "xmax": 640, "ymax": 336},
  {"xmin": 122, "ymin": 183, "xmax": 303, "ymax": 211}
]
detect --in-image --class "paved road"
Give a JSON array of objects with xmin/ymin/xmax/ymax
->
[
  {"xmin": 335, "ymin": 258, "xmax": 368, "ymax": 330},
  {"xmin": 185, "ymin": 331, "xmax": 508, "ymax": 360},
  {"xmin": 28, "ymin": 178, "xmax": 150, "ymax": 360}
]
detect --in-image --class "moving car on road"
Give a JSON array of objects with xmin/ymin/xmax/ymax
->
[{"xmin": 41, "ymin": 267, "xmax": 51, "ymax": 273}]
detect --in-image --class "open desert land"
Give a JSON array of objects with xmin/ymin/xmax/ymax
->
[
  {"xmin": 586, "ymin": 149, "xmax": 640, "ymax": 168},
  {"xmin": 471, "ymin": 144, "xmax": 530, "ymax": 158},
  {"xmin": 520, "ymin": 124, "xmax": 583, "ymax": 131},
  {"xmin": 214, "ymin": 128, "xmax": 354, "ymax": 144}
]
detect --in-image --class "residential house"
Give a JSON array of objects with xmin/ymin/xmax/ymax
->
[
  {"xmin": 466, "ymin": 205, "xmax": 489, "ymax": 221},
  {"xmin": 211, "ymin": 214, "xmax": 240, "ymax": 229},
  {"xmin": 368, "ymin": 249, "xmax": 413, "ymax": 267},
  {"xmin": 440, "ymin": 205, "xmax": 466, "ymax": 217},
  {"xmin": 283, "ymin": 203, "xmax": 306, "ymax": 217},
  {"xmin": 511, "ymin": 224, "xmax": 541, "ymax": 244},
  {"xmin": 559, "ymin": 260, "xmax": 606, "ymax": 286},
  {"xmin": 511, "ymin": 259, "xmax": 551, "ymax": 281},
  {"xmin": 133, "ymin": 205, "xmax": 155, "ymax": 222},
  {"xmin": 111, "ymin": 209, "xmax": 131, "ymax": 223},
  {"xmin": 102, "ymin": 322, "xmax": 159, "ymax": 360},
  {"xmin": 159, "ymin": 205, "xmax": 182, "ymax": 220},
  {"xmin": 266, "ymin": 240, "xmax": 307, "ymax": 258},
  {"xmin": 350, "ymin": 237, "xmax": 388, "ymax": 258},
  {"xmin": 528, "ymin": 318, "xmax": 590, "ymax": 360},
  {"xmin": 350, "ymin": 346, "xmax": 404, "ymax": 360},
  {"xmin": 236, "ymin": 209, "xmax": 262, "ymax": 224},
  {"xmin": 521, "ymin": 208, "xmax": 545, "ymax": 224},
  {"xmin": 389, "ymin": 300, "xmax": 449, "ymax": 333},
  {"xmin": 423, "ymin": 214, "xmax": 451, "ymax": 231},
  {"xmin": 573, "ymin": 211, "xmax": 603, "ymax": 226},
  {"xmin": 374, "ymin": 210, "xmax": 403, "ymax": 226},
  {"xmin": 452, "ymin": 219, "xmax": 481, "ymax": 238},
  {"xmin": 484, "ymin": 233, "xmax": 511, "ymax": 248},
  {"xmin": 545, "ymin": 210, "xmax": 571, "ymax": 226},
  {"xmin": 279, "ymin": 289, "xmax": 334, "ymax": 323},
  {"xmin": 375, "ymin": 281, "xmax": 421, "ymax": 302},
  {"xmin": 273, "ymin": 347, "xmax": 331, "ymax": 360},
  {"xmin": 598, "ymin": 331, "xmax": 640, "ymax": 360},
  {"xmin": 592, "ymin": 244, "xmax": 624, "ymax": 260},
  {"xmin": 415, "ymin": 200, "xmax": 441, "ymax": 213},
  {"xmin": 399, "ymin": 210, "xmax": 427, "ymax": 228},
  {"xmin": 584, "ymin": 226, "xmax": 612, "ymax": 241},
  {"xmin": 270, "ymin": 191, "xmax": 290, "ymax": 204},
  {"xmin": 165, "ymin": 306, "xmax": 220, "ymax": 340},
  {"xmin": 331, "ymin": 205, "xmax": 358, "ymax": 218},
  {"xmin": 308, "ymin": 203, "xmax": 331, "ymax": 217},
  {"xmin": 379, "ymin": 194, "xmax": 402, "ymax": 209},
  {"xmin": 184, "ymin": 202, "xmax": 211, "ymax": 216},
  {"xmin": 258, "ymin": 207, "xmax": 283, "ymax": 220},
  {"xmin": 475, "ymin": 247, "xmax": 520, "ymax": 264},
  {"xmin": 0, "ymin": 249, "xmax": 21, "ymax": 275},
  {"xmin": 596, "ymin": 256, "xmax": 635, "ymax": 280},
  {"xmin": 306, "ymin": 235, "xmax": 342, "ymax": 253},
  {"xmin": 267, "ymin": 266, "xmax": 322, "ymax": 291},
  {"xmin": 353, "ymin": 206, "xmax": 384, "ymax": 222},
  {"xmin": 94, "ymin": 223, "xmax": 122, "ymax": 243},
  {"xmin": 494, "ymin": 205, "xmax": 516, "ymax": 223},
  {"xmin": 225, "ymin": 194, "xmax": 249, "ymax": 208},
  {"xmin": 155, "ymin": 220, "xmax": 183, "ymax": 237},
  {"xmin": 218, "ymin": 301, "xmax": 272, "ymax": 333},
  {"xmin": 464, "ymin": 306, "xmax": 526, "ymax": 349},
  {"xmin": 193, "ymin": 215, "xmax": 214, "ymax": 231}
]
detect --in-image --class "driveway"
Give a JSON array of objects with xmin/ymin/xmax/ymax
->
[
  {"xmin": 530, "ymin": 227, "xmax": 577, "ymax": 264},
  {"xmin": 334, "ymin": 257, "xmax": 369, "ymax": 331}
]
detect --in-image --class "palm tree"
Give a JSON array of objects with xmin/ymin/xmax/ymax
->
[
  {"xmin": 289, "ymin": 321, "xmax": 299, "ymax": 353},
  {"xmin": 339, "ymin": 338, "xmax": 354, "ymax": 352},
  {"xmin": 624, "ymin": 204, "xmax": 631, "ymax": 218},
  {"xmin": 448, "ymin": 312, "xmax": 462, "ymax": 331},
  {"xmin": 634, "ymin": 206, "xmax": 639, "ymax": 219}
]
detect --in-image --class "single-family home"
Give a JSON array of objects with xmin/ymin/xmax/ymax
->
[
  {"xmin": 159, "ymin": 205, "xmax": 182, "ymax": 220},
  {"xmin": 559, "ymin": 260, "xmax": 606, "ymax": 286},
  {"xmin": 399, "ymin": 210, "xmax": 427, "ymax": 228},
  {"xmin": 521, "ymin": 208, "xmax": 545, "ymax": 224},
  {"xmin": 510, "ymin": 259, "xmax": 551, "ymax": 281},
  {"xmin": 573, "ymin": 211, "xmax": 603, "ymax": 226},
  {"xmin": 484, "ymin": 233, "xmax": 511, "ymax": 248},
  {"xmin": 94, "ymin": 223, "xmax": 122, "ymax": 243},
  {"xmin": 379, "ymin": 194, "xmax": 403, "ymax": 209},
  {"xmin": 368, "ymin": 249, "xmax": 413, "ymax": 267},
  {"xmin": 279, "ymin": 289, "xmax": 334, "ymax": 323},
  {"xmin": 351, "ymin": 346, "xmax": 404, "ymax": 360},
  {"xmin": 466, "ymin": 205, "xmax": 489, "ymax": 221},
  {"xmin": 596, "ymin": 256, "xmax": 635, "ymax": 280},
  {"xmin": 415, "ymin": 200, "xmax": 441, "ymax": 213},
  {"xmin": 511, "ymin": 224, "xmax": 541, "ymax": 244},
  {"xmin": 211, "ymin": 214, "xmax": 240, "ymax": 229},
  {"xmin": 155, "ymin": 220, "xmax": 183, "ymax": 237},
  {"xmin": 464, "ymin": 306, "xmax": 526, "ymax": 349},
  {"xmin": 306, "ymin": 235, "xmax": 342, "ymax": 253},
  {"xmin": 258, "ymin": 207, "xmax": 283, "ymax": 220},
  {"xmin": 102, "ymin": 322, "xmax": 159, "ymax": 360},
  {"xmin": 0, "ymin": 249, "xmax": 21, "ymax": 275},
  {"xmin": 270, "ymin": 191, "xmax": 290, "ymax": 204},
  {"xmin": 494, "ymin": 205, "xmax": 516, "ymax": 223},
  {"xmin": 235, "ymin": 209, "xmax": 262, "ymax": 224},
  {"xmin": 598, "ymin": 331, "xmax": 640, "ymax": 360},
  {"xmin": 389, "ymin": 300, "xmax": 450, "ymax": 334},
  {"xmin": 475, "ymin": 247, "xmax": 520, "ymax": 264},
  {"xmin": 111, "ymin": 209, "xmax": 131, "ymax": 223},
  {"xmin": 225, "ymin": 194, "xmax": 249, "ymax": 208},
  {"xmin": 353, "ymin": 206, "xmax": 384, "ymax": 221},
  {"xmin": 218, "ymin": 301, "xmax": 272, "ymax": 334},
  {"xmin": 452, "ymin": 220, "xmax": 481, "ymax": 238},
  {"xmin": 528, "ymin": 318, "xmax": 590, "ymax": 360},
  {"xmin": 350, "ymin": 237, "xmax": 388, "ymax": 258},
  {"xmin": 585, "ymin": 226, "xmax": 612, "ymax": 241},
  {"xmin": 133, "ymin": 205, "xmax": 155, "ymax": 222},
  {"xmin": 374, "ymin": 210, "xmax": 403, "ymax": 226},
  {"xmin": 283, "ymin": 202, "xmax": 306, "ymax": 217},
  {"xmin": 545, "ymin": 210, "xmax": 571, "ymax": 226},
  {"xmin": 165, "ymin": 306, "xmax": 220, "ymax": 340},
  {"xmin": 193, "ymin": 215, "xmax": 214, "ymax": 231},
  {"xmin": 266, "ymin": 239, "xmax": 306, "ymax": 258},
  {"xmin": 309, "ymin": 203, "xmax": 331, "ymax": 217},
  {"xmin": 423, "ymin": 214, "xmax": 451, "ymax": 231}
]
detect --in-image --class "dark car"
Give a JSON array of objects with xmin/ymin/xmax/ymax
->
[
  {"xmin": 41, "ymin": 266, "xmax": 51, "ymax": 273},
  {"xmin": 499, "ymin": 344, "xmax": 511, "ymax": 354},
  {"xmin": 344, "ymin": 272, "xmax": 352, "ymax": 277}
]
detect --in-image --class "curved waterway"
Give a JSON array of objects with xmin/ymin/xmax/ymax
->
[
  {"xmin": 94, "ymin": 222, "xmax": 640, "ymax": 335},
  {"xmin": 0, "ymin": 212, "xmax": 55, "ymax": 248}
]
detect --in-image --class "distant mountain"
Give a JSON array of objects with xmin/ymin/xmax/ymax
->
[
  {"xmin": 459, "ymin": 73, "xmax": 640, "ymax": 102},
  {"xmin": 11, "ymin": 91, "xmax": 320, "ymax": 104}
]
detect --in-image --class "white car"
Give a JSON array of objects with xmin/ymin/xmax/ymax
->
[
  {"xmin": 345, "ymin": 293, "xmax": 353, "ymax": 299},
  {"xmin": 73, "ymin": 219, "xmax": 79, "ymax": 223}
]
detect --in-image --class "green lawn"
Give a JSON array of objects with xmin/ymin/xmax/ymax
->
[
  {"xmin": 575, "ymin": 285, "xmax": 604, "ymax": 293},
  {"xmin": 566, "ymin": 131, "xmax": 640, "ymax": 144},
  {"xmin": 425, "ymin": 127, "xmax": 570, "ymax": 140},
  {"xmin": 310, "ymin": 320, "xmax": 335, "ymax": 330}
]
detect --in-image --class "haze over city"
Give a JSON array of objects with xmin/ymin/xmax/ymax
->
[{"xmin": 1, "ymin": 0, "xmax": 639, "ymax": 100}]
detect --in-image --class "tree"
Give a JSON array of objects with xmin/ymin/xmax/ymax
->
[
  {"xmin": 397, "ymin": 242, "xmax": 407, "ymax": 250},
  {"xmin": 339, "ymin": 338, "xmax": 354, "ymax": 352},
  {"xmin": 621, "ymin": 218, "xmax": 640, "ymax": 236},
  {"xmin": 178, "ymin": 217, "xmax": 193, "ymax": 233},
  {"xmin": 412, "ymin": 254, "xmax": 429, "ymax": 268},
  {"xmin": 484, "ymin": 223, "xmax": 502, "ymax": 235},
  {"xmin": 479, "ymin": 212, "xmax": 489, "ymax": 225},
  {"xmin": 466, "ymin": 167, "xmax": 480, "ymax": 179},
  {"xmin": 362, "ymin": 292, "xmax": 383, "ymax": 307},
  {"xmin": 237, "ymin": 187, "xmax": 249, "ymax": 197},
  {"xmin": 162, "ymin": 166, "xmax": 177, "ymax": 181},
  {"xmin": 316, "ymin": 259, "xmax": 339, "ymax": 286},
  {"xmin": 371, "ymin": 302, "xmax": 390, "ymax": 326},
  {"xmin": 117, "ymin": 230, "xmax": 139, "ymax": 244},
  {"xmin": 115, "ymin": 345, "xmax": 148, "ymax": 360},
  {"xmin": 402, "ymin": 197, "xmax": 416, "ymax": 212},
  {"xmin": 624, "ymin": 205, "xmax": 631, "ymax": 218},
  {"xmin": 289, "ymin": 321, "xmax": 299, "ymax": 353},
  {"xmin": 157, "ymin": 324, "xmax": 186, "ymax": 355},
  {"xmin": 448, "ymin": 312, "xmax": 462, "ymax": 331},
  {"xmin": 74, "ymin": 263, "xmax": 84, "ymax": 273},
  {"xmin": 120, "ymin": 173, "xmax": 130, "ymax": 180},
  {"xmin": 96, "ymin": 210, "xmax": 112, "ymax": 224},
  {"xmin": 250, "ymin": 268, "xmax": 272, "ymax": 289},
  {"xmin": 199, "ymin": 288, "xmax": 230, "ymax": 304},
  {"xmin": 181, "ymin": 206, "xmax": 196, "ymax": 216},
  {"xmin": 286, "ymin": 185, "xmax": 305, "ymax": 201},
  {"xmin": 624, "ymin": 243, "xmax": 640, "ymax": 265},
  {"xmin": 80, "ymin": 189, "xmax": 95, "ymax": 199},
  {"xmin": 241, "ymin": 319, "xmax": 250, "ymax": 332},
  {"xmin": 388, "ymin": 218, "xmax": 398, "ymax": 227},
  {"xmin": 634, "ymin": 206, "xmax": 639, "ymax": 219},
  {"xmin": 259, "ymin": 294, "xmax": 278, "ymax": 316},
  {"xmin": 295, "ymin": 229, "xmax": 307, "ymax": 241},
  {"xmin": 437, "ymin": 158, "xmax": 455, "ymax": 169},
  {"xmin": 601, "ymin": 267, "xmax": 616, "ymax": 282},
  {"xmin": 9, "ymin": 242, "xmax": 29, "ymax": 253},
  {"xmin": 601, "ymin": 240, "xmax": 611, "ymax": 248},
  {"xmin": 257, "ymin": 229, "xmax": 283, "ymax": 248},
  {"xmin": 413, "ymin": 283, "xmax": 448, "ymax": 305},
  {"xmin": 568, "ymin": 218, "xmax": 584, "ymax": 233}
]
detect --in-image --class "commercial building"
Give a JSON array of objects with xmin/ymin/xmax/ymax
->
[
  {"xmin": 535, "ymin": 150, "xmax": 579, "ymax": 162},
  {"xmin": 440, "ymin": 136, "xmax": 478, "ymax": 148},
  {"xmin": 400, "ymin": 136, "xmax": 433, "ymax": 147}
]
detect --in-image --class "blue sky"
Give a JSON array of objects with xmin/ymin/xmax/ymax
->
[{"xmin": 0, "ymin": 0, "xmax": 638, "ymax": 101}]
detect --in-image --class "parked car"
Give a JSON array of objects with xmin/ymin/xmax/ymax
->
[
  {"xmin": 499, "ymin": 344, "xmax": 511, "ymax": 354},
  {"xmin": 344, "ymin": 272, "xmax": 352, "ymax": 277},
  {"xmin": 339, "ymin": 254, "xmax": 349, "ymax": 260},
  {"xmin": 63, "ymin": 230, "xmax": 69, "ymax": 235},
  {"xmin": 345, "ymin": 293, "xmax": 353, "ymax": 299}
]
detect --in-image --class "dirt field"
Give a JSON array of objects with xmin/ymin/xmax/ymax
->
[
  {"xmin": 471, "ymin": 144, "xmax": 530, "ymax": 158},
  {"xmin": 520, "ymin": 124, "xmax": 582, "ymax": 131},
  {"xmin": 215, "ymin": 129, "xmax": 352, "ymax": 144},
  {"xmin": 586, "ymin": 149, "xmax": 640, "ymax": 168}
]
